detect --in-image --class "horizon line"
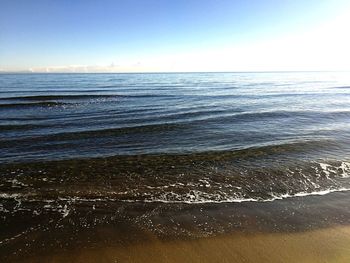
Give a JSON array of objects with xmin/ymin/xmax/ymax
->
[{"xmin": 1, "ymin": 70, "xmax": 348, "ymax": 75}]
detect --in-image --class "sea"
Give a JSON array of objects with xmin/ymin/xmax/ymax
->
[{"xmin": 1, "ymin": 72, "xmax": 350, "ymax": 258}]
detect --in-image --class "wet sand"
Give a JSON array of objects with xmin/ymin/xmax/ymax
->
[
  {"xmin": 16, "ymin": 225, "xmax": 350, "ymax": 263},
  {"xmin": 3, "ymin": 187, "xmax": 350, "ymax": 262}
]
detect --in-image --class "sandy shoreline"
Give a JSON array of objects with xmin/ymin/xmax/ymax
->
[
  {"xmin": 16, "ymin": 225, "xmax": 350, "ymax": 263},
  {"xmin": 3, "ymin": 191, "xmax": 350, "ymax": 262}
]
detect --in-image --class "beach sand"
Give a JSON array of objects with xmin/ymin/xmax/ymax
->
[
  {"xmin": 16, "ymin": 225, "xmax": 350, "ymax": 263},
  {"xmin": 3, "ymin": 191, "xmax": 350, "ymax": 262}
]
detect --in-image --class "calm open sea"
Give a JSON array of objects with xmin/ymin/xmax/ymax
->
[{"xmin": 1, "ymin": 72, "xmax": 350, "ymax": 204}]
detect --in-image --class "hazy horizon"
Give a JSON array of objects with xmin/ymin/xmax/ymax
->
[{"xmin": 2, "ymin": 70, "xmax": 350, "ymax": 74}]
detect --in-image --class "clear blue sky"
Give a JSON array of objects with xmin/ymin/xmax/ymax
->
[{"xmin": 1, "ymin": 0, "xmax": 350, "ymax": 72}]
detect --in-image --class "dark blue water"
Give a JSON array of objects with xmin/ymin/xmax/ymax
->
[
  {"xmin": 1, "ymin": 72, "xmax": 350, "ymax": 204},
  {"xmin": 1, "ymin": 72, "xmax": 350, "ymax": 163}
]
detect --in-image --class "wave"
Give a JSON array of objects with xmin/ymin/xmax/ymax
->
[
  {"xmin": 0, "ymin": 93, "xmax": 175, "ymax": 101},
  {"xmin": 1, "ymin": 187, "xmax": 350, "ymax": 205},
  {"xmin": 1, "ymin": 153, "xmax": 350, "ymax": 203},
  {"xmin": 0, "ymin": 94, "xmax": 122, "ymax": 101},
  {"xmin": 119, "ymin": 160, "xmax": 350, "ymax": 203},
  {"xmin": 0, "ymin": 124, "xmax": 46, "ymax": 131},
  {"xmin": 2, "ymin": 91, "xmax": 348, "ymax": 103},
  {"xmin": 137, "ymin": 187, "xmax": 350, "ymax": 204},
  {"xmin": 195, "ymin": 109, "xmax": 350, "ymax": 124},
  {"xmin": 2, "ymin": 108, "xmax": 349, "ymax": 140},
  {"xmin": 0, "ymin": 101, "xmax": 66, "ymax": 108},
  {"xmin": 0, "ymin": 122, "xmax": 188, "ymax": 144}
]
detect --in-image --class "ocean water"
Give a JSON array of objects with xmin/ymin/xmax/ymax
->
[
  {"xmin": 3, "ymin": 72, "xmax": 350, "ymax": 259},
  {"xmin": 1, "ymin": 71, "xmax": 350, "ymax": 206}
]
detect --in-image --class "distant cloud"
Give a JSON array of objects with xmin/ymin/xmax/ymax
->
[{"xmin": 25, "ymin": 64, "xmax": 150, "ymax": 73}]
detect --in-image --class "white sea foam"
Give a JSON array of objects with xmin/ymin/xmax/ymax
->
[
  {"xmin": 1, "ymin": 187, "xmax": 349, "ymax": 207},
  {"xmin": 0, "ymin": 193, "xmax": 25, "ymax": 199},
  {"xmin": 60, "ymin": 204, "xmax": 70, "ymax": 218},
  {"xmin": 125, "ymin": 187, "xmax": 350, "ymax": 204},
  {"xmin": 318, "ymin": 161, "xmax": 350, "ymax": 178},
  {"xmin": 319, "ymin": 163, "xmax": 332, "ymax": 178},
  {"xmin": 340, "ymin": 162, "xmax": 350, "ymax": 177},
  {"xmin": 1, "ymin": 185, "xmax": 350, "ymax": 205},
  {"xmin": 2, "ymin": 160, "xmax": 350, "ymax": 206}
]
